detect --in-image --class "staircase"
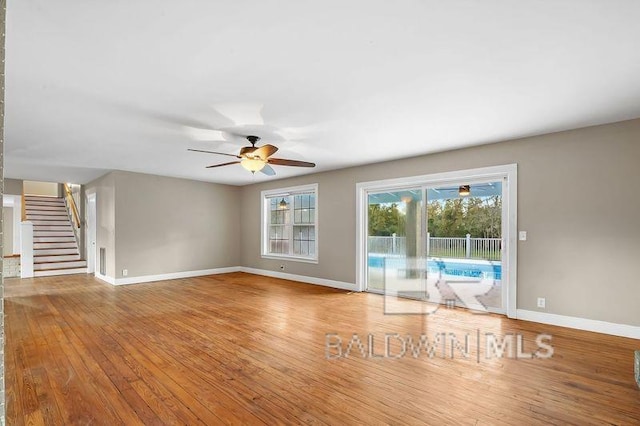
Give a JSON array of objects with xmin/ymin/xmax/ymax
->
[{"xmin": 25, "ymin": 195, "xmax": 87, "ymax": 277}]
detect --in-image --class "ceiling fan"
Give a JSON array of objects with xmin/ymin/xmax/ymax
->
[{"xmin": 188, "ymin": 135, "xmax": 315, "ymax": 176}]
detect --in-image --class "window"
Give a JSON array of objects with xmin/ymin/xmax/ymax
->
[{"xmin": 262, "ymin": 184, "xmax": 318, "ymax": 262}]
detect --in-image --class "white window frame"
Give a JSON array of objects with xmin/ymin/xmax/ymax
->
[{"xmin": 261, "ymin": 183, "xmax": 319, "ymax": 263}]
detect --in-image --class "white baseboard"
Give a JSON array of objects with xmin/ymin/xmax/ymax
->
[
  {"xmin": 517, "ymin": 309, "xmax": 640, "ymax": 340},
  {"xmin": 96, "ymin": 267, "xmax": 241, "ymax": 286},
  {"xmin": 239, "ymin": 267, "xmax": 356, "ymax": 291},
  {"xmin": 95, "ymin": 272, "xmax": 116, "ymax": 285},
  {"xmin": 95, "ymin": 264, "xmax": 355, "ymax": 291}
]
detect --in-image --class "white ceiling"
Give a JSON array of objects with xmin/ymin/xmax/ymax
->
[{"xmin": 6, "ymin": 0, "xmax": 640, "ymax": 185}]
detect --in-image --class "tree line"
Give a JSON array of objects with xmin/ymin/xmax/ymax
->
[{"xmin": 368, "ymin": 196, "xmax": 501, "ymax": 238}]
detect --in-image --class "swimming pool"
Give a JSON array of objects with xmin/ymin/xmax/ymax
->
[{"xmin": 368, "ymin": 255, "xmax": 502, "ymax": 280}]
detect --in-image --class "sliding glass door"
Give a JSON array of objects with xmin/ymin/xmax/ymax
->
[
  {"xmin": 426, "ymin": 182, "xmax": 503, "ymax": 312},
  {"xmin": 364, "ymin": 179, "xmax": 505, "ymax": 314}
]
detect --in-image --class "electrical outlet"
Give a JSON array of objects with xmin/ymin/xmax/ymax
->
[
  {"xmin": 537, "ymin": 297, "xmax": 546, "ymax": 309},
  {"xmin": 122, "ymin": 269, "xmax": 128, "ymax": 276},
  {"xmin": 519, "ymin": 231, "xmax": 527, "ymax": 241},
  {"xmin": 279, "ymin": 265, "xmax": 285, "ymax": 270}
]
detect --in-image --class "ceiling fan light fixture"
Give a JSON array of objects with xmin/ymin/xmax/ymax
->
[
  {"xmin": 190, "ymin": 134, "xmax": 315, "ymax": 176},
  {"xmin": 459, "ymin": 185, "xmax": 471, "ymax": 197},
  {"xmin": 241, "ymin": 157, "xmax": 266, "ymax": 172}
]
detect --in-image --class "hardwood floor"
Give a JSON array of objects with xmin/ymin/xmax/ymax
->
[{"xmin": 5, "ymin": 272, "xmax": 640, "ymax": 425}]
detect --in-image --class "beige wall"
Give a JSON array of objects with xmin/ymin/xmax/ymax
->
[
  {"xmin": 4, "ymin": 178, "xmax": 23, "ymax": 196},
  {"xmin": 240, "ymin": 118, "xmax": 640, "ymax": 327},
  {"xmin": 2, "ymin": 207, "xmax": 12, "ymax": 255},
  {"xmin": 23, "ymin": 180, "xmax": 60, "ymax": 197},
  {"xmin": 87, "ymin": 171, "xmax": 241, "ymax": 280},
  {"xmin": 85, "ymin": 173, "xmax": 117, "ymax": 278}
]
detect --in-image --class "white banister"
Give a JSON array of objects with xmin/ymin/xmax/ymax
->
[{"xmin": 20, "ymin": 221, "xmax": 34, "ymax": 278}]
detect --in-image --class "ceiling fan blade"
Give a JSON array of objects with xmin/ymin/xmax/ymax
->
[
  {"xmin": 268, "ymin": 158, "xmax": 316, "ymax": 168},
  {"xmin": 260, "ymin": 164, "xmax": 276, "ymax": 176},
  {"xmin": 253, "ymin": 144, "xmax": 278, "ymax": 160},
  {"xmin": 188, "ymin": 148, "xmax": 239, "ymax": 158},
  {"xmin": 206, "ymin": 161, "xmax": 241, "ymax": 168}
]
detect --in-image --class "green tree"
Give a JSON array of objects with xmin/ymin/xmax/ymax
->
[
  {"xmin": 368, "ymin": 203, "xmax": 406, "ymax": 236},
  {"xmin": 427, "ymin": 196, "xmax": 501, "ymax": 238}
]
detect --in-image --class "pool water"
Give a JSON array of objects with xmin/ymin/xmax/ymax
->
[{"xmin": 368, "ymin": 255, "xmax": 502, "ymax": 280}]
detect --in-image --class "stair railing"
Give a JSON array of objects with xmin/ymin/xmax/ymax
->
[
  {"xmin": 63, "ymin": 183, "xmax": 81, "ymax": 229},
  {"xmin": 63, "ymin": 184, "xmax": 84, "ymax": 263}
]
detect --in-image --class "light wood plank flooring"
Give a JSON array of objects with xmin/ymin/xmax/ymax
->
[{"xmin": 5, "ymin": 272, "xmax": 640, "ymax": 424}]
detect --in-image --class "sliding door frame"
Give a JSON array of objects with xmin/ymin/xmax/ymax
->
[{"xmin": 356, "ymin": 164, "xmax": 518, "ymax": 318}]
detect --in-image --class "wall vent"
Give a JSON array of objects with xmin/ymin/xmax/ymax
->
[{"xmin": 99, "ymin": 248, "xmax": 106, "ymax": 276}]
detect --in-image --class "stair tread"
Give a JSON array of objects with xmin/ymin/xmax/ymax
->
[
  {"xmin": 34, "ymin": 247, "xmax": 79, "ymax": 250},
  {"xmin": 35, "ymin": 246, "xmax": 77, "ymax": 249},
  {"xmin": 34, "ymin": 232, "xmax": 74, "ymax": 234},
  {"xmin": 31, "ymin": 221, "xmax": 70, "ymax": 223},
  {"xmin": 35, "ymin": 259, "xmax": 86, "ymax": 264},
  {"xmin": 29, "ymin": 216, "xmax": 68, "ymax": 219},
  {"xmin": 33, "ymin": 226, "xmax": 72, "ymax": 229},
  {"xmin": 35, "ymin": 265, "xmax": 87, "ymax": 272},
  {"xmin": 26, "ymin": 202, "xmax": 65, "ymax": 205},
  {"xmin": 34, "ymin": 241, "xmax": 77, "ymax": 243},
  {"xmin": 35, "ymin": 251, "xmax": 80, "ymax": 255}
]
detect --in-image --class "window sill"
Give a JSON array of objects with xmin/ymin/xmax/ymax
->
[{"xmin": 261, "ymin": 254, "xmax": 319, "ymax": 264}]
